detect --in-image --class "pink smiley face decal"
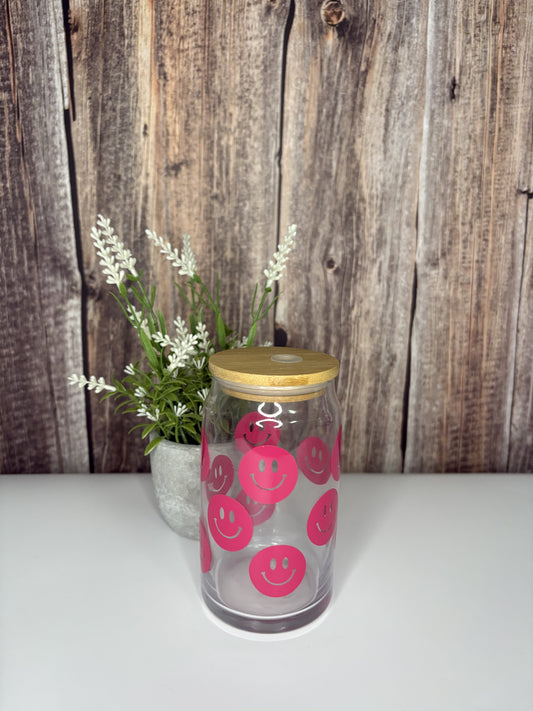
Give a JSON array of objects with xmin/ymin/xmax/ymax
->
[
  {"xmin": 297, "ymin": 436, "xmax": 330, "ymax": 485},
  {"xmin": 201, "ymin": 428, "xmax": 210, "ymax": 482},
  {"xmin": 236, "ymin": 490, "xmax": 275, "ymax": 526},
  {"xmin": 331, "ymin": 427, "xmax": 342, "ymax": 482},
  {"xmin": 249, "ymin": 545, "xmax": 306, "ymax": 597},
  {"xmin": 235, "ymin": 412, "xmax": 281, "ymax": 453},
  {"xmin": 208, "ymin": 494, "xmax": 253, "ymax": 551},
  {"xmin": 238, "ymin": 445, "xmax": 298, "ymax": 504},
  {"xmin": 307, "ymin": 488, "xmax": 338, "ymax": 546},
  {"xmin": 205, "ymin": 455, "xmax": 234, "ymax": 499},
  {"xmin": 199, "ymin": 519, "xmax": 211, "ymax": 572}
]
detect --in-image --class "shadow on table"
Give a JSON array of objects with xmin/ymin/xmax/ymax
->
[{"xmin": 333, "ymin": 474, "xmax": 405, "ymax": 595}]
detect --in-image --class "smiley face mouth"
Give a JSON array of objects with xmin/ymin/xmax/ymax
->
[
  {"xmin": 261, "ymin": 569, "xmax": 295, "ymax": 586},
  {"xmin": 316, "ymin": 521, "xmax": 333, "ymax": 534},
  {"xmin": 210, "ymin": 477, "xmax": 229, "ymax": 493},
  {"xmin": 214, "ymin": 519, "xmax": 242, "ymax": 540},
  {"xmin": 305, "ymin": 458, "xmax": 326, "ymax": 475},
  {"xmin": 244, "ymin": 432, "xmax": 271, "ymax": 446},
  {"xmin": 250, "ymin": 472, "xmax": 287, "ymax": 491}
]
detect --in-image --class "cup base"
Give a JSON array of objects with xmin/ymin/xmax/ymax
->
[{"xmin": 201, "ymin": 587, "xmax": 332, "ymax": 634}]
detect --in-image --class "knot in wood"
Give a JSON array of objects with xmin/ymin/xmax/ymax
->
[
  {"xmin": 326, "ymin": 258, "xmax": 340, "ymax": 273},
  {"xmin": 321, "ymin": 1, "xmax": 345, "ymax": 26}
]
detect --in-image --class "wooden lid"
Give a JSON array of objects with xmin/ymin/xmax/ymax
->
[{"xmin": 209, "ymin": 347, "xmax": 339, "ymax": 389}]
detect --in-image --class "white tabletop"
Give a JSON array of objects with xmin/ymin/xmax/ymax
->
[{"xmin": 1, "ymin": 473, "xmax": 532, "ymax": 711}]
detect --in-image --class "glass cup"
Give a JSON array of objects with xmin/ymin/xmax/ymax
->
[{"xmin": 200, "ymin": 347, "xmax": 341, "ymax": 633}]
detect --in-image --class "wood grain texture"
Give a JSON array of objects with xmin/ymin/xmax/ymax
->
[
  {"xmin": 508, "ymin": 195, "xmax": 533, "ymax": 471},
  {"xmin": 69, "ymin": 0, "xmax": 291, "ymax": 471},
  {"xmin": 2, "ymin": 0, "xmax": 533, "ymax": 473},
  {"xmin": 404, "ymin": 0, "xmax": 533, "ymax": 472},
  {"xmin": 0, "ymin": 0, "xmax": 88, "ymax": 473},
  {"xmin": 69, "ymin": 0, "xmax": 157, "ymax": 472},
  {"xmin": 277, "ymin": 0, "xmax": 427, "ymax": 471}
]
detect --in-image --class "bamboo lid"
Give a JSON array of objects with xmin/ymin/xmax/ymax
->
[{"xmin": 209, "ymin": 347, "xmax": 339, "ymax": 389}]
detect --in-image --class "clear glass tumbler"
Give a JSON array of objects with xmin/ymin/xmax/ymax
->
[{"xmin": 200, "ymin": 347, "xmax": 341, "ymax": 633}]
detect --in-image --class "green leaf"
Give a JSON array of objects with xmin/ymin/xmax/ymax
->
[
  {"xmin": 158, "ymin": 309, "xmax": 167, "ymax": 334},
  {"xmin": 246, "ymin": 322, "xmax": 257, "ymax": 347},
  {"xmin": 141, "ymin": 423, "xmax": 159, "ymax": 439},
  {"xmin": 139, "ymin": 328, "xmax": 160, "ymax": 371},
  {"xmin": 216, "ymin": 312, "xmax": 227, "ymax": 349},
  {"xmin": 144, "ymin": 436, "xmax": 164, "ymax": 456}
]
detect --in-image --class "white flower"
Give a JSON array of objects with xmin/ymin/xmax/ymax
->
[
  {"xmin": 179, "ymin": 235, "xmax": 197, "ymax": 277},
  {"xmin": 194, "ymin": 322, "xmax": 211, "ymax": 352},
  {"xmin": 124, "ymin": 363, "xmax": 135, "ymax": 375},
  {"xmin": 145, "ymin": 231, "xmax": 197, "ymax": 278},
  {"xmin": 96, "ymin": 215, "xmax": 138, "ymax": 276},
  {"xmin": 136, "ymin": 404, "xmax": 160, "ymax": 422},
  {"xmin": 153, "ymin": 319, "xmax": 199, "ymax": 372},
  {"xmin": 173, "ymin": 402, "xmax": 188, "ymax": 418},
  {"xmin": 152, "ymin": 331, "xmax": 173, "ymax": 349},
  {"xmin": 126, "ymin": 304, "xmax": 150, "ymax": 335},
  {"xmin": 133, "ymin": 386, "xmax": 147, "ymax": 400},
  {"xmin": 173, "ymin": 316, "xmax": 189, "ymax": 341},
  {"xmin": 146, "ymin": 407, "xmax": 160, "ymax": 422},
  {"xmin": 167, "ymin": 332, "xmax": 198, "ymax": 372},
  {"xmin": 193, "ymin": 356, "xmax": 206, "ymax": 370},
  {"xmin": 68, "ymin": 374, "xmax": 116, "ymax": 394},
  {"xmin": 153, "ymin": 316, "xmax": 200, "ymax": 372},
  {"xmin": 197, "ymin": 388, "xmax": 209, "ymax": 402},
  {"xmin": 90, "ymin": 230, "xmax": 124, "ymax": 287},
  {"xmin": 264, "ymin": 224, "xmax": 297, "ymax": 288},
  {"xmin": 90, "ymin": 216, "xmax": 138, "ymax": 287}
]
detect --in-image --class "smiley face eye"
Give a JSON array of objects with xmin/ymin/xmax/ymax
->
[
  {"xmin": 270, "ymin": 558, "xmax": 277, "ymax": 571},
  {"xmin": 229, "ymin": 510, "xmax": 235, "ymax": 524},
  {"xmin": 259, "ymin": 459, "xmax": 266, "ymax": 473},
  {"xmin": 282, "ymin": 557, "xmax": 289, "ymax": 569},
  {"xmin": 323, "ymin": 504, "xmax": 327, "ymax": 516},
  {"xmin": 312, "ymin": 446, "xmax": 317, "ymax": 458},
  {"xmin": 271, "ymin": 459, "xmax": 279, "ymax": 474},
  {"xmin": 219, "ymin": 507, "xmax": 225, "ymax": 520}
]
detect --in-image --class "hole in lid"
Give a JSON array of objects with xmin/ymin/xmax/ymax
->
[{"xmin": 271, "ymin": 354, "xmax": 303, "ymax": 364}]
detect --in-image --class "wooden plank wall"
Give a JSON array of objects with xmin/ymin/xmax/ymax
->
[{"xmin": 1, "ymin": 0, "xmax": 532, "ymax": 474}]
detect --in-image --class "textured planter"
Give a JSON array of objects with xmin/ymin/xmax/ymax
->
[{"xmin": 149, "ymin": 438, "xmax": 201, "ymax": 540}]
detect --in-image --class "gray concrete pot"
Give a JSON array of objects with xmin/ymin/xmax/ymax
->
[{"xmin": 149, "ymin": 437, "xmax": 201, "ymax": 540}]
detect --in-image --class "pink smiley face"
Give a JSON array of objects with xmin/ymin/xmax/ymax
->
[
  {"xmin": 205, "ymin": 455, "xmax": 234, "ymax": 499},
  {"xmin": 330, "ymin": 427, "xmax": 342, "ymax": 482},
  {"xmin": 208, "ymin": 494, "xmax": 253, "ymax": 551},
  {"xmin": 297, "ymin": 436, "xmax": 330, "ymax": 485},
  {"xmin": 249, "ymin": 545, "xmax": 306, "ymax": 597},
  {"xmin": 236, "ymin": 490, "xmax": 275, "ymax": 526},
  {"xmin": 238, "ymin": 445, "xmax": 298, "ymax": 504},
  {"xmin": 199, "ymin": 519, "xmax": 211, "ymax": 572},
  {"xmin": 307, "ymin": 488, "xmax": 338, "ymax": 546},
  {"xmin": 201, "ymin": 428, "xmax": 210, "ymax": 482},
  {"xmin": 235, "ymin": 412, "xmax": 281, "ymax": 453}
]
